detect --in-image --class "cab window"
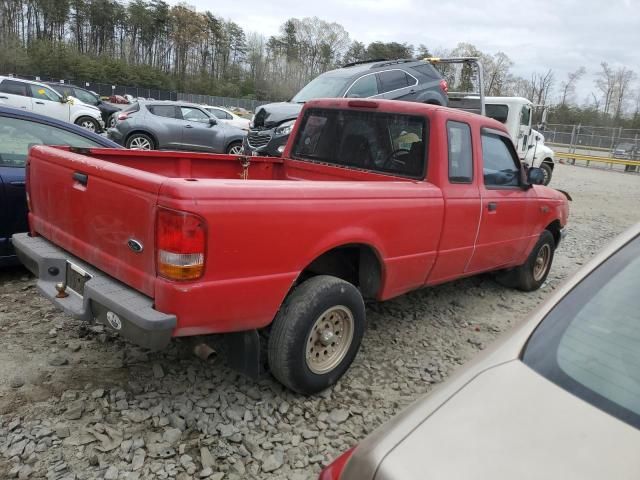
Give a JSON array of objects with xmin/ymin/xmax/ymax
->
[
  {"xmin": 481, "ymin": 132, "xmax": 520, "ymax": 187},
  {"xmin": 448, "ymin": 121, "xmax": 473, "ymax": 183},
  {"xmin": 292, "ymin": 107, "xmax": 428, "ymax": 179},
  {"xmin": 520, "ymin": 105, "xmax": 531, "ymax": 127}
]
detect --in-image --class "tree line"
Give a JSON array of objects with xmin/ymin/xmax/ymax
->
[{"xmin": 0, "ymin": 0, "xmax": 638, "ymax": 127}]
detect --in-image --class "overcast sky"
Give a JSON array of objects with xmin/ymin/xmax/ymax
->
[{"xmin": 177, "ymin": 0, "xmax": 640, "ymax": 103}]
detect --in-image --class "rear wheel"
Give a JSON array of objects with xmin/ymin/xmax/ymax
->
[
  {"xmin": 496, "ymin": 230, "xmax": 555, "ymax": 292},
  {"xmin": 126, "ymin": 133, "xmax": 155, "ymax": 150},
  {"xmin": 540, "ymin": 161, "xmax": 553, "ymax": 185},
  {"xmin": 107, "ymin": 114, "xmax": 117, "ymax": 128},
  {"xmin": 226, "ymin": 141, "xmax": 243, "ymax": 155},
  {"xmin": 268, "ymin": 275, "xmax": 366, "ymax": 394},
  {"xmin": 75, "ymin": 116, "xmax": 99, "ymax": 132}
]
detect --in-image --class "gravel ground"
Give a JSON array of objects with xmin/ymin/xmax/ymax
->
[{"xmin": 1, "ymin": 163, "xmax": 639, "ymax": 480}]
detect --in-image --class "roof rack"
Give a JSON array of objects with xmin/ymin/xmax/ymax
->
[
  {"xmin": 341, "ymin": 58, "xmax": 388, "ymax": 68},
  {"xmin": 370, "ymin": 58, "xmax": 418, "ymax": 69}
]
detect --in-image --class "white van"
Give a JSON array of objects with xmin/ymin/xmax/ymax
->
[{"xmin": 0, "ymin": 76, "xmax": 104, "ymax": 132}]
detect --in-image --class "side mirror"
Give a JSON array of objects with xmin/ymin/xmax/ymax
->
[
  {"xmin": 208, "ymin": 118, "xmax": 217, "ymax": 126},
  {"xmin": 60, "ymin": 95, "xmax": 68, "ymax": 103},
  {"xmin": 527, "ymin": 167, "xmax": 545, "ymax": 186}
]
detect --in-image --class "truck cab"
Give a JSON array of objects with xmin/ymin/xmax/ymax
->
[{"xmin": 485, "ymin": 96, "xmax": 555, "ymax": 184}]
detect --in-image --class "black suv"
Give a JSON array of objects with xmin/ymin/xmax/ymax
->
[
  {"xmin": 45, "ymin": 82, "xmax": 120, "ymax": 129},
  {"xmin": 244, "ymin": 59, "xmax": 448, "ymax": 156}
]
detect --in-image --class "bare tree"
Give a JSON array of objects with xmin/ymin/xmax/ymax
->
[
  {"xmin": 612, "ymin": 66, "xmax": 636, "ymax": 119},
  {"xmin": 595, "ymin": 62, "xmax": 616, "ymax": 115},
  {"xmin": 530, "ymin": 69, "xmax": 555, "ymax": 106},
  {"xmin": 559, "ymin": 66, "xmax": 586, "ymax": 106}
]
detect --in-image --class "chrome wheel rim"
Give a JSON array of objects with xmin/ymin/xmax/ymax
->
[
  {"xmin": 228, "ymin": 145, "xmax": 243, "ymax": 155},
  {"xmin": 81, "ymin": 120, "xmax": 96, "ymax": 131},
  {"xmin": 108, "ymin": 116, "xmax": 116, "ymax": 128},
  {"xmin": 533, "ymin": 244, "xmax": 551, "ymax": 281},
  {"xmin": 129, "ymin": 136, "xmax": 151, "ymax": 150},
  {"xmin": 305, "ymin": 305, "xmax": 354, "ymax": 375}
]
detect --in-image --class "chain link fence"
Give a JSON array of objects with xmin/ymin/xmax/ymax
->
[{"xmin": 541, "ymin": 123, "xmax": 640, "ymax": 151}]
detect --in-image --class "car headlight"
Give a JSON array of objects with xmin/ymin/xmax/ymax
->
[
  {"xmin": 249, "ymin": 115, "xmax": 255, "ymax": 129},
  {"xmin": 274, "ymin": 120, "xmax": 295, "ymax": 136}
]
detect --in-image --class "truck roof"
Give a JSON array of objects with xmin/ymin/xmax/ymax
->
[{"xmin": 300, "ymin": 98, "xmax": 508, "ymax": 131}]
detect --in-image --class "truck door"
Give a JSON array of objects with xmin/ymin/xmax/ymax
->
[
  {"xmin": 427, "ymin": 120, "xmax": 482, "ymax": 284},
  {"xmin": 0, "ymin": 79, "xmax": 33, "ymax": 111},
  {"xmin": 466, "ymin": 129, "xmax": 536, "ymax": 273}
]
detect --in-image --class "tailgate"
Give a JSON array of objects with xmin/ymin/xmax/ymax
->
[{"xmin": 27, "ymin": 146, "xmax": 165, "ymax": 297}]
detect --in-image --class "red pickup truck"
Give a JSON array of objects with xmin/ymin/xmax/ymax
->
[{"xmin": 13, "ymin": 98, "xmax": 569, "ymax": 394}]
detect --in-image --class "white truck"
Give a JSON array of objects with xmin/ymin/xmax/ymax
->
[{"xmin": 484, "ymin": 96, "xmax": 555, "ymax": 185}]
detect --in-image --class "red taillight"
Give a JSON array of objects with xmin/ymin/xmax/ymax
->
[
  {"xmin": 439, "ymin": 79, "xmax": 448, "ymax": 94},
  {"xmin": 318, "ymin": 447, "xmax": 355, "ymax": 480},
  {"xmin": 117, "ymin": 112, "xmax": 129, "ymax": 121},
  {"xmin": 156, "ymin": 208, "xmax": 206, "ymax": 281}
]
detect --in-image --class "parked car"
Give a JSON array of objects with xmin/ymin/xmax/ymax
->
[
  {"xmin": 244, "ymin": 58, "xmax": 449, "ymax": 156},
  {"xmin": 107, "ymin": 100, "xmax": 246, "ymax": 154},
  {"xmin": 108, "ymin": 95, "xmax": 129, "ymax": 104},
  {"xmin": 202, "ymin": 105, "xmax": 250, "ymax": 131},
  {"xmin": 320, "ymin": 224, "xmax": 640, "ymax": 480},
  {"xmin": 0, "ymin": 106, "xmax": 119, "ymax": 266},
  {"xmin": 613, "ymin": 142, "xmax": 638, "ymax": 159},
  {"xmin": 0, "ymin": 76, "xmax": 105, "ymax": 132},
  {"xmin": 14, "ymin": 98, "xmax": 569, "ymax": 394},
  {"xmin": 45, "ymin": 82, "xmax": 121, "ymax": 128}
]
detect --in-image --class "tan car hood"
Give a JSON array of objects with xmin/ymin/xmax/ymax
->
[{"xmin": 374, "ymin": 361, "xmax": 640, "ymax": 480}]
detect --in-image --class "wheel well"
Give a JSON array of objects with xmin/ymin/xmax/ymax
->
[
  {"xmin": 125, "ymin": 130, "xmax": 157, "ymax": 147},
  {"xmin": 298, "ymin": 245, "xmax": 382, "ymax": 299},
  {"xmin": 425, "ymin": 100, "xmax": 441, "ymax": 105},
  {"xmin": 542, "ymin": 158, "xmax": 554, "ymax": 170},
  {"xmin": 545, "ymin": 220, "xmax": 562, "ymax": 246},
  {"xmin": 226, "ymin": 139, "xmax": 243, "ymax": 151}
]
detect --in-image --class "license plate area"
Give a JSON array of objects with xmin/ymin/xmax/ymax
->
[{"xmin": 66, "ymin": 261, "xmax": 92, "ymax": 297}]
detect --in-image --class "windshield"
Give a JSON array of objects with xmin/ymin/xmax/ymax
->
[
  {"xmin": 291, "ymin": 75, "xmax": 349, "ymax": 103},
  {"xmin": 523, "ymin": 235, "xmax": 640, "ymax": 429}
]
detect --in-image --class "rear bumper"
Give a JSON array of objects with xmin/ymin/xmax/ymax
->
[{"xmin": 12, "ymin": 233, "xmax": 176, "ymax": 350}]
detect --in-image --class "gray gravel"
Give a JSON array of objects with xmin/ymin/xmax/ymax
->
[{"xmin": 1, "ymin": 163, "xmax": 639, "ymax": 479}]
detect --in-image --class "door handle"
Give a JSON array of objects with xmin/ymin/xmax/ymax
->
[
  {"xmin": 185, "ymin": 124, "xmax": 194, "ymax": 128},
  {"xmin": 35, "ymin": 101, "xmax": 45, "ymax": 105},
  {"xmin": 72, "ymin": 172, "xmax": 88, "ymax": 186},
  {"xmin": 0, "ymin": 95, "xmax": 7, "ymax": 99},
  {"xmin": 487, "ymin": 202, "xmax": 497, "ymax": 212}
]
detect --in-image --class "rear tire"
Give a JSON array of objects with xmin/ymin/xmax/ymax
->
[
  {"xmin": 107, "ymin": 114, "xmax": 117, "ymax": 128},
  {"xmin": 496, "ymin": 230, "xmax": 555, "ymax": 292},
  {"xmin": 267, "ymin": 275, "xmax": 366, "ymax": 395},
  {"xmin": 540, "ymin": 162, "xmax": 553, "ymax": 185},
  {"xmin": 226, "ymin": 141, "xmax": 243, "ymax": 155},
  {"xmin": 75, "ymin": 116, "xmax": 99, "ymax": 132},
  {"xmin": 126, "ymin": 133, "xmax": 155, "ymax": 150}
]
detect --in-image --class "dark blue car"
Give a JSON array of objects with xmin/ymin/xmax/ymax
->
[{"xmin": 0, "ymin": 106, "xmax": 120, "ymax": 266}]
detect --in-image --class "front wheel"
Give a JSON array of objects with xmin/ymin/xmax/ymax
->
[
  {"xmin": 496, "ymin": 230, "xmax": 555, "ymax": 292},
  {"xmin": 126, "ymin": 133, "xmax": 155, "ymax": 150},
  {"xmin": 540, "ymin": 162, "xmax": 553, "ymax": 185},
  {"xmin": 226, "ymin": 141, "xmax": 243, "ymax": 155},
  {"xmin": 267, "ymin": 275, "xmax": 366, "ymax": 395},
  {"xmin": 75, "ymin": 116, "xmax": 99, "ymax": 132}
]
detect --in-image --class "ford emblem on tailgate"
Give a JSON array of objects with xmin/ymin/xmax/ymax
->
[{"xmin": 127, "ymin": 239, "xmax": 144, "ymax": 253}]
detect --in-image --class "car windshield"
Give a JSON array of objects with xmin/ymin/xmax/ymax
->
[
  {"xmin": 523, "ymin": 235, "xmax": 640, "ymax": 429},
  {"xmin": 291, "ymin": 75, "xmax": 349, "ymax": 103}
]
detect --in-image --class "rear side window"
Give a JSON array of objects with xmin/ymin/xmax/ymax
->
[
  {"xmin": 481, "ymin": 132, "xmax": 520, "ymax": 187},
  {"xmin": 346, "ymin": 75, "xmax": 378, "ymax": 98},
  {"xmin": 378, "ymin": 70, "xmax": 410, "ymax": 93},
  {"xmin": 149, "ymin": 105, "xmax": 177, "ymax": 118},
  {"xmin": 447, "ymin": 121, "xmax": 473, "ymax": 183},
  {"xmin": 0, "ymin": 80, "xmax": 29, "ymax": 97},
  {"xmin": 292, "ymin": 107, "xmax": 428, "ymax": 179}
]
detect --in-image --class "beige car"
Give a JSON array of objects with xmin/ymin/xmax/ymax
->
[{"xmin": 321, "ymin": 224, "xmax": 640, "ymax": 480}]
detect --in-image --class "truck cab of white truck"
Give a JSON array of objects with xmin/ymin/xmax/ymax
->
[{"xmin": 484, "ymin": 96, "xmax": 555, "ymax": 185}]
